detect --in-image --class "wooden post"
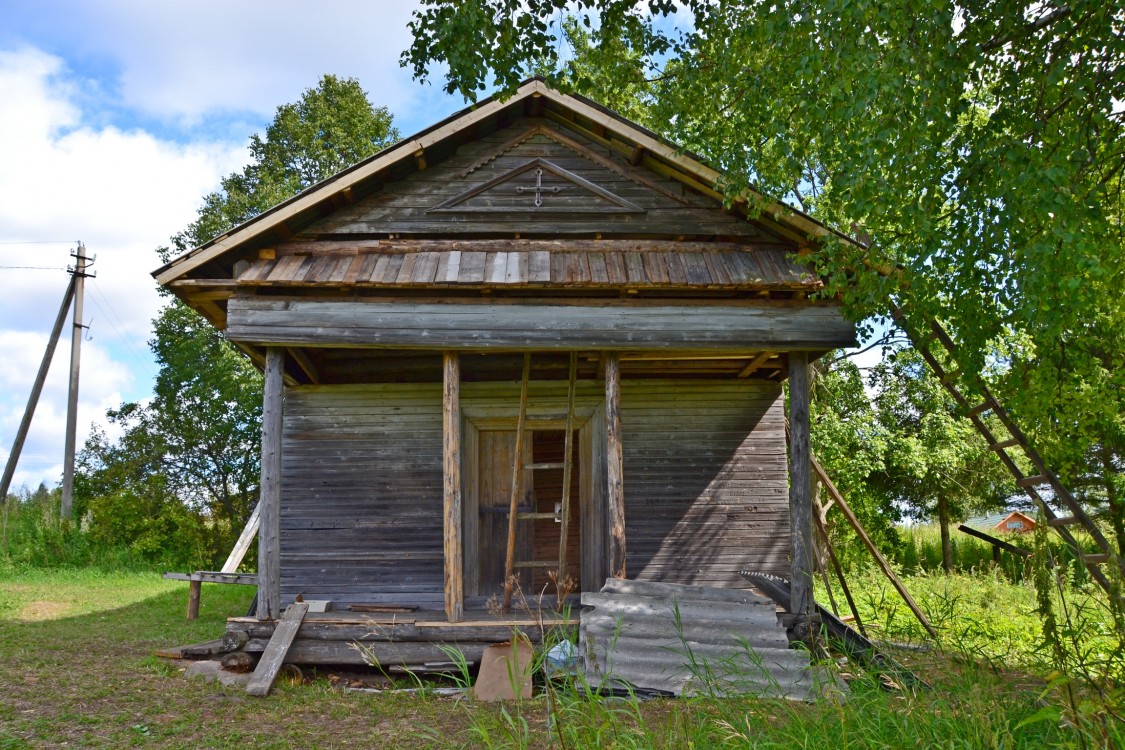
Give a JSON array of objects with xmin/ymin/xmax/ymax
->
[
  {"xmin": 187, "ymin": 577, "xmax": 202, "ymax": 621},
  {"xmin": 605, "ymin": 352, "xmax": 626, "ymax": 579},
  {"xmin": 788, "ymin": 352, "xmax": 815, "ymax": 639},
  {"xmin": 257, "ymin": 347, "xmax": 284, "ymax": 620},
  {"xmin": 61, "ymin": 244, "xmax": 89, "ymax": 520},
  {"xmin": 443, "ymin": 352, "xmax": 464, "ymax": 622}
]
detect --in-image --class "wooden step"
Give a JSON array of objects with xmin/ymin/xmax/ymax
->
[
  {"xmin": 516, "ymin": 512, "xmax": 559, "ymax": 521},
  {"xmin": 970, "ymin": 400, "xmax": 996, "ymax": 416},
  {"xmin": 1082, "ymin": 554, "xmax": 1110, "ymax": 565},
  {"xmin": 246, "ymin": 602, "xmax": 309, "ymax": 697},
  {"xmin": 940, "ymin": 368, "xmax": 962, "ymax": 385},
  {"xmin": 1017, "ymin": 474, "xmax": 1051, "ymax": 488},
  {"xmin": 514, "ymin": 560, "xmax": 557, "ymax": 569},
  {"xmin": 1048, "ymin": 516, "xmax": 1081, "ymax": 528},
  {"xmin": 524, "ymin": 462, "xmax": 566, "ymax": 470},
  {"xmin": 989, "ymin": 438, "xmax": 1020, "ymax": 452}
]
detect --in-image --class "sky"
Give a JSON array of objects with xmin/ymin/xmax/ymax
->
[{"xmin": 0, "ymin": 1, "xmax": 465, "ymax": 491}]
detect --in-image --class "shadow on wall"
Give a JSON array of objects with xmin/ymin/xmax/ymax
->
[{"xmin": 622, "ymin": 380, "xmax": 790, "ymax": 587}]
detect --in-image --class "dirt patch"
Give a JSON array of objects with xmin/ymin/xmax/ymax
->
[{"xmin": 19, "ymin": 600, "xmax": 72, "ymax": 621}]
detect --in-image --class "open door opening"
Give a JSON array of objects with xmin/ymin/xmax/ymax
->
[{"xmin": 475, "ymin": 428, "xmax": 581, "ymax": 601}]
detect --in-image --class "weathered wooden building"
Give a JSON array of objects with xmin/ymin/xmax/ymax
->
[{"xmin": 155, "ymin": 80, "xmax": 857, "ymax": 633}]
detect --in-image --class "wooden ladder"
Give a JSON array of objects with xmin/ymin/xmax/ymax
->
[
  {"xmin": 892, "ymin": 307, "xmax": 1122, "ymax": 596},
  {"xmin": 502, "ymin": 352, "xmax": 579, "ymax": 611}
]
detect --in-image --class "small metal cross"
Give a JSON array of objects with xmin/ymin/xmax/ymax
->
[{"xmin": 514, "ymin": 167, "xmax": 561, "ymax": 207}]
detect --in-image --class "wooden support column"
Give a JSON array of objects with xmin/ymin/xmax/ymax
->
[
  {"xmin": 257, "ymin": 347, "xmax": 284, "ymax": 620},
  {"xmin": 788, "ymin": 351, "xmax": 816, "ymax": 639},
  {"xmin": 605, "ymin": 352, "xmax": 626, "ymax": 579},
  {"xmin": 443, "ymin": 352, "xmax": 464, "ymax": 622},
  {"xmin": 187, "ymin": 577, "xmax": 201, "ymax": 621}
]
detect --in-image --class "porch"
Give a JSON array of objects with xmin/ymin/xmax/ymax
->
[{"xmin": 223, "ymin": 607, "xmax": 578, "ymax": 668}]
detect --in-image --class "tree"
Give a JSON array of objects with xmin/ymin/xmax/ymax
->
[
  {"xmin": 78, "ymin": 76, "xmax": 400, "ymax": 565},
  {"xmin": 868, "ymin": 348, "xmax": 1015, "ymax": 571},
  {"xmin": 404, "ymin": 1, "xmax": 1125, "ymax": 550},
  {"xmin": 809, "ymin": 354, "xmax": 903, "ymax": 567}
]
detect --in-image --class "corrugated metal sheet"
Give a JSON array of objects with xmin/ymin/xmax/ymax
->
[{"xmin": 579, "ymin": 579, "xmax": 832, "ymax": 700}]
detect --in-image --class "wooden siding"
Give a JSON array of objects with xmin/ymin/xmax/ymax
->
[
  {"xmin": 277, "ymin": 379, "xmax": 790, "ymax": 607},
  {"xmin": 279, "ymin": 384, "xmax": 445, "ymax": 607},
  {"xmin": 294, "ymin": 124, "xmax": 772, "ymax": 239},
  {"xmin": 226, "ymin": 299, "xmax": 858, "ymax": 351},
  {"xmin": 235, "ymin": 239, "xmax": 820, "ymax": 291},
  {"xmin": 621, "ymin": 380, "xmax": 790, "ymax": 586}
]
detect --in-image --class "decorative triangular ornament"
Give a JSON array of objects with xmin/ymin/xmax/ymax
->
[{"xmin": 429, "ymin": 158, "xmax": 645, "ymax": 214}]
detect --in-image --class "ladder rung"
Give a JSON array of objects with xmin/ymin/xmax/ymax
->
[
  {"xmin": 516, "ymin": 512, "xmax": 558, "ymax": 521},
  {"xmin": 1048, "ymin": 516, "xmax": 1081, "ymax": 528},
  {"xmin": 990, "ymin": 438, "xmax": 1020, "ymax": 451},
  {"xmin": 1017, "ymin": 474, "xmax": 1051, "ymax": 488},
  {"xmin": 514, "ymin": 561, "xmax": 557, "ymax": 569},
  {"xmin": 969, "ymin": 400, "xmax": 995, "ymax": 416},
  {"xmin": 1081, "ymin": 554, "xmax": 1110, "ymax": 565},
  {"xmin": 524, "ymin": 462, "xmax": 566, "ymax": 470},
  {"xmin": 940, "ymin": 369, "xmax": 962, "ymax": 385}
]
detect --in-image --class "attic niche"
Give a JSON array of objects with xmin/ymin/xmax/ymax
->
[{"xmin": 429, "ymin": 157, "xmax": 645, "ymax": 214}]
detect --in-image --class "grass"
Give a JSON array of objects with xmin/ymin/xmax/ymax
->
[{"xmin": 0, "ymin": 566, "xmax": 1118, "ymax": 749}]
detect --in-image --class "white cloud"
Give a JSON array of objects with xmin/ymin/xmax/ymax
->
[
  {"xmin": 0, "ymin": 46, "xmax": 246, "ymax": 489},
  {"xmin": 7, "ymin": 1, "xmax": 430, "ymax": 128}
]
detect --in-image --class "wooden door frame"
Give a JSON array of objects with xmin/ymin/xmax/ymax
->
[{"xmin": 461, "ymin": 397, "xmax": 605, "ymax": 599}]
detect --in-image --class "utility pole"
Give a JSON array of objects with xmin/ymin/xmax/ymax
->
[{"xmin": 60, "ymin": 243, "xmax": 92, "ymax": 520}]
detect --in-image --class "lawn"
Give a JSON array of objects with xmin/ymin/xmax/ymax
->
[{"xmin": 0, "ymin": 567, "xmax": 1113, "ymax": 749}]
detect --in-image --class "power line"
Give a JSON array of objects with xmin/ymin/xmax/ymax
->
[
  {"xmin": 0, "ymin": 240, "xmax": 79, "ymax": 245},
  {"xmin": 0, "ymin": 265, "xmax": 68, "ymax": 270},
  {"xmin": 87, "ymin": 280, "xmax": 159, "ymax": 381}
]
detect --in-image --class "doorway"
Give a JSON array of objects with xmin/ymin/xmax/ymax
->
[{"xmin": 474, "ymin": 428, "xmax": 582, "ymax": 598}]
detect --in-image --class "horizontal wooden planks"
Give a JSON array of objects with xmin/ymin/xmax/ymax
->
[
  {"xmin": 620, "ymin": 380, "xmax": 790, "ymax": 586},
  {"xmin": 227, "ymin": 299, "xmax": 857, "ymax": 350},
  {"xmin": 280, "ymin": 384, "xmax": 444, "ymax": 605},
  {"xmin": 292, "ymin": 129, "xmax": 762, "ymax": 239}
]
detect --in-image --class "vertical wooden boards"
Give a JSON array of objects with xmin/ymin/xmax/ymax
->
[
  {"xmin": 258, "ymin": 347, "xmax": 284, "ymax": 620},
  {"xmin": 246, "ymin": 601, "xmax": 309, "ymax": 697},
  {"xmin": 605, "ymin": 353, "xmax": 627, "ymax": 579},
  {"xmin": 477, "ymin": 430, "xmax": 533, "ymax": 595},
  {"xmin": 788, "ymin": 352, "xmax": 814, "ymax": 626},
  {"xmin": 581, "ymin": 403, "xmax": 608, "ymax": 591},
  {"xmin": 462, "ymin": 421, "xmax": 480, "ymax": 597},
  {"xmin": 443, "ymin": 353, "xmax": 464, "ymax": 622}
]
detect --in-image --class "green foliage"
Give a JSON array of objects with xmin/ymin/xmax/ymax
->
[
  {"xmin": 869, "ymin": 348, "xmax": 1016, "ymax": 568},
  {"xmin": 166, "ymin": 74, "xmax": 399, "ymax": 256},
  {"xmin": 1, "ymin": 484, "xmax": 159, "ymax": 571}
]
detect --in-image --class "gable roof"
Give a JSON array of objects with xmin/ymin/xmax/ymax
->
[{"xmin": 154, "ymin": 79, "xmax": 857, "ymax": 286}]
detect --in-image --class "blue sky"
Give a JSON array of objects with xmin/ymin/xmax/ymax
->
[{"xmin": 0, "ymin": 1, "xmax": 466, "ymax": 490}]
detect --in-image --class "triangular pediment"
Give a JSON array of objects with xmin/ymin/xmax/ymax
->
[{"xmin": 429, "ymin": 157, "xmax": 645, "ymax": 214}]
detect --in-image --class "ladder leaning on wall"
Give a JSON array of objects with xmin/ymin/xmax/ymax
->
[{"xmin": 502, "ymin": 352, "xmax": 579, "ymax": 612}]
